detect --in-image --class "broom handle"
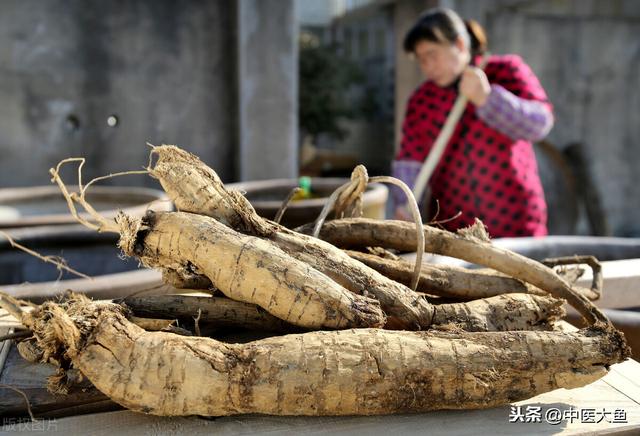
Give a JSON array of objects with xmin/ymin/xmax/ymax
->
[{"xmin": 412, "ymin": 55, "xmax": 489, "ymax": 203}]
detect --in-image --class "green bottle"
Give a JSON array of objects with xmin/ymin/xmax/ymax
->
[{"xmin": 298, "ymin": 176, "xmax": 312, "ymax": 199}]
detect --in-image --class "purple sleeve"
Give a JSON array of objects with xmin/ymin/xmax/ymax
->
[
  {"xmin": 391, "ymin": 160, "xmax": 423, "ymax": 207},
  {"xmin": 476, "ymin": 84, "xmax": 554, "ymax": 141}
]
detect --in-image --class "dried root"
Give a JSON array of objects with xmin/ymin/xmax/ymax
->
[
  {"xmin": 297, "ymin": 218, "xmax": 606, "ymax": 326},
  {"xmin": 431, "ymin": 293, "xmax": 564, "ymax": 331},
  {"xmin": 122, "ymin": 294, "xmax": 296, "ymax": 333},
  {"xmin": 0, "ymin": 145, "xmax": 631, "ymax": 419},
  {"xmin": 346, "ymin": 249, "xmax": 544, "ymax": 300},
  {"xmin": 147, "ymin": 144, "xmax": 275, "ymax": 236},
  {"xmin": 147, "ymin": 146, "xmax": 432, "ymax": 328},
  {"xmin": 120, "ymin": 210, "xmax": 385, "ymax": 329},
  {"xmin": 2, "ymin": 295, "xmax": 629, "ymax": 417},
  {"xmin": 142, "ymin": 145, "xmax": 562, "ymax": 332},
  {"xmin": 49, "ymin": 161, "xmax": 385, "ymax": 330},
  {"xmin": 161, "ymin": 268, "xmax": 213, "ymax": 291}
]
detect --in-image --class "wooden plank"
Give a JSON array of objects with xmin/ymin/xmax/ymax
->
[
  {"xmin": 0, "ymin": 342, "xmax": 116, "ymax": 418},
  {"xmin": 601, "ymin": 358, "xmax": 640, "ymax": 404},
  {"xmin": 2, "ymin": 269, "xmax": 168, "ymax": 303},
  {"xmin": 3, "ymin": 368, "xmax": 639, "ymax": 436}
]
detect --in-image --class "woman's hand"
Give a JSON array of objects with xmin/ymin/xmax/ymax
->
[{"xmin": 459, "ymin": 66, "xmax": 491, "ymax": 107}]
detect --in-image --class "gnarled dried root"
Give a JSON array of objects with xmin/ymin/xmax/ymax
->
[
  {"xmin": 297, "ymin": 218, "xmax": 606, "ymax": 326},
  {"xmin": 431, "ymin": 293, "xmax": 564, "ymax": 331},
  {"xmin": 147, "ymin": 144, "xmax": 275, "ymax": 236},
  {"xmin": 7, "ymin": 295, "xmax": 630, "ymax": 417},
  {"xmin": 117, "ymin": 210, "xmax": 385, "ymax": 330},
  {"xmin": 144, "ymin": 145, "xmax": 562, "ymax": 332},
  {"xmin": 147, "ymin": 146, "xmax": 432, "ymax": 329},
  {"xmin": 50, "ymin": 160, "xmax": 384, "ymax": 330},
  {"xmin": 346, "ymin": 250, "xmax": 544, "ymax": 299}
]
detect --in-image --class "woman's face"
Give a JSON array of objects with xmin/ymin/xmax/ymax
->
[{"xmin": 413, "ymin": 37, "xmax": 469, "ymax": 87}]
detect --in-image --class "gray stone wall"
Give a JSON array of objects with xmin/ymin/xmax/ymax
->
[
  {"xmin": 0, "ymin": 0, "xmax": 298, "ymax": 188},
  {"xmin": 0, "ymin": 0, "xmax": 238, "ymax": 187}
]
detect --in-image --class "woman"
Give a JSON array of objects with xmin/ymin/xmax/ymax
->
[{"xmin": 393, "ymin": 8, "xmax": 552, "ymax": 237}]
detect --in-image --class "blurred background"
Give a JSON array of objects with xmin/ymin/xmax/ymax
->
[{"xmin": 0, "ymin": 0, "xmax": 639, "ymax": 237}]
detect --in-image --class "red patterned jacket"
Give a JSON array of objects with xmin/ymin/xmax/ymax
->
[{"xmin": 393, "ymin": 54, "xmax": 552, "ymax": 237}]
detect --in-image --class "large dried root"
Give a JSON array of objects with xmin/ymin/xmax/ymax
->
[
  {"xmin": 49, "ymin": 154, "xmax": 555, "ymax": 333},
  {"xmin": 118, "ymin": 210, "xmax": 385, "ymax": 330},
  {"xmin": 146, "ymin": 146, "xmax": 430, "ymax": 328},
  {"xmin": 271, "ymin": 237, "xmax": 564, "ymax": 331},
  {"xmin": 49, "ymin": 161, "xmax": 385, "ymax": 330},
  {"xmin": 144, "ymin": 145, "xmax": 561, "ymax": 332},
  {"xmin": 347, "ymin": 250, "xmax": 544, "ymax": 299},
  {"xmin": 6, "ymin": 294, "xmax": 630, "ymax": 417},
  {"xmin": 297, "ymin": 218, "xmax": 606, "ymax": 325}
]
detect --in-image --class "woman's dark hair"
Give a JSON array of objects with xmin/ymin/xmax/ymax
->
[{"xmin": 403, "ymin": 7, "xmax": 487, "ymax": 57}]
